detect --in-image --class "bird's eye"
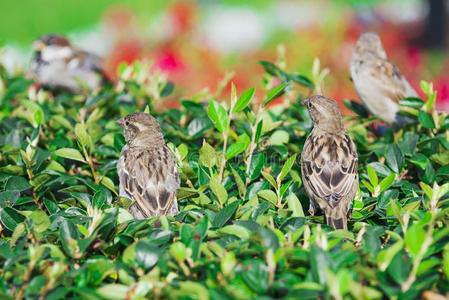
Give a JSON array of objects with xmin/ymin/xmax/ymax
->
[
  {"xmin": 125, "ymin": 121, "xmax": 130, "ymax": 126},
  {"xmin": 307, "ymin": 102, "xmax": 312, "ymax": 109}
]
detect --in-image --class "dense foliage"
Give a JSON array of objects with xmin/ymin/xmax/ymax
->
[{"xmin": 0, "ymin": 59, "xmax": 448, "ymax": 300}]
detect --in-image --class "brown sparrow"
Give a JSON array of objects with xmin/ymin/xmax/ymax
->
[
  {"xmin": 350, "ymin": 32, "xmax": 418, "ymax": 125},
  {"xmin": 117, "ymin": 112, "xmax": 179, "ymax": 218},
  {"xmin": 30, "ymin": 34, "xmax": 108, "ymax": 93},
  {"xmin": 301, "ymin": 95, "xmax": 358, "ymax": 230}
]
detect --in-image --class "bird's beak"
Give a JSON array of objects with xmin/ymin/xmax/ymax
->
[
  {"xmin": 117, "ymin": 118, "xmax": 125, "ymax": 127},
  {"xmin": 33, "ymin": 41, "xmax": 46, "ymax": 51}
]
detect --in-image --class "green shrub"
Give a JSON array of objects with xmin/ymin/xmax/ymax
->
[{"xmin": 0, "ymin": 60, "xmax": 448, "ymax": 300}]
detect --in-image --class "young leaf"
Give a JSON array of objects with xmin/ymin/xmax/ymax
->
[
  {"xmin": 207, "ymin": 100, "xmax": 229, "ymax": 133},
  {"xmin": 379, "ymin": 173, "xmax": 395, "ymax": 192},
  {"xmin": 278, "ymin": 154, "xmax": 297, "ymax": 183},
  {"xmin": 367, "ymin": 165, "xmax": 378, "ymax": 187},
  {"xmin": 263, "ymin": 82, "xmax": 289, "ymax": 106},
  {"xmin": 233, "ymin": 88, "xmax": 255, "ymax": 113},
  {"xmin": 405, "ymin": 223, "xmax": 426, "ymax": 258},
  {"xmin": 75, "ymin": 123, "xmax": 92, "ymax": 150}
]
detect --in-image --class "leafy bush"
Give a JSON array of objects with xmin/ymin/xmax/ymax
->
[{"xmin": 0, "ymin": 60, "xmax": 448, "ymax": 300}]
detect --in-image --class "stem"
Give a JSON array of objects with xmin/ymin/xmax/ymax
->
[
  {"xmin": 83, "ymin": 148, "xmax": 99, "ymax": 184},
  {"xmin": 15, "ymin": 260, "xmax": 36, "ymax": 300},
  {"xmin": 218, "ymin": 132, "xmax": 228, "ymax": 182},
  {"xmin": 245, "ymin": 107, "xmax": 262, "ymax": 186},
  {"xmin": 401, "ymin": 214, "xmax": 434, "ymax": 291}
]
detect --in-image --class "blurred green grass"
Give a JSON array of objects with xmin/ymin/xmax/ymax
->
[{"xmin": 0, "ymin": 0, "xmax": 169, "ymax": 46}]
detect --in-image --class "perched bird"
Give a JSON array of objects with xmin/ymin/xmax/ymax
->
[
  {"xmin": 117, "ymin": 112, "xmax": 180, "ymax": 218},
  {"xmin": 350, "ymin": 32, "xmax": 418, "ymax": 125},
  {"xmin": 30, "ymin": 34, "xmax": 108, "ymax": 93},
  {"xmin": 301, "ymin": 95, "xmax": 358, "ymax": 230}
]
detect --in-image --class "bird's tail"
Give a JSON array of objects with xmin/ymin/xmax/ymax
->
[
  {"xmin": 325, "ymin": 215, "xmax": 348, "ymax": 230},
  {"xmin": 324, "ymin": 207, "xmax": 348, "ymax": 230}
]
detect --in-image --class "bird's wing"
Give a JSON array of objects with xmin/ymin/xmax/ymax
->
[
  {"xmin": 69, "ymin": 49, "xmax": 108, "ymax": 80},
  {"xmin": 120, "ymin": 146, "xmax": 180, "ymax": 217},
  {"xmin": 368, "ymin": 59, "xmax": 418, "ymax": 103},
  {"xmin": 301, "ymin": 132, "xmax": 358, "ymax": 208}
]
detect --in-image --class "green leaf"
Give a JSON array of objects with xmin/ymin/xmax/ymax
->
[
  {"xmin": 278, "ymin": 154, "xmax": 297, "ymax": 182},
  {"xmin": 418, "ymin": 111, "xmax": 435, "ymax": 129},
  {"xmin": 226, "ymin": 136, "xmax": 249, "ymax": 160},
  {"xmin": 310, "ymin": 245, "xmax": 330, "ymax": 285},
  {"xmin": 367, "ymin": 165, "xmax": 378, "ymax": 187},
  {"xmin": 263, "ymin": 82, "xmax": 289, "ymax": 106},
  {"xmin": 261, "ymin": 172, "xmax": 277, "ymax": 189},
  {"xmin": 29, "ymin": 210, "xmax": 50, "ymax": 233},
  {"xmin": 170, "ymin": 241, "xmax": 187, "ymax": 262},
  {"xmin": 443, "ymin": 246, "xmax": 449, "ymax": 280},
  {"xmin": 233, "ymin": 87, "xmax": 255, "ymax": 113},
  {"xmin": 405, "ymin": 223, "xmax": 426, "ymax": 258},
  {"xmin": 212, "ymin": 200, "xmax": 240, "ymax": 228},
  {"xmin": 410, "ymin": 153, "xmax": 429, "ymax": 170},
  {"xmin": 249, "ymin": 153, "xmax": 265, "ymax": 180},
  {"xmin": 377, "ymin": 240, "xmax": 404, "ymax": 271},
  {"xmin": 230, "ymin": 166, "xmax": 245, "ymax": 197},
  {"xmin": 54, "ymin": 148, "xmax": 86, "ymax": 163},
  {"xmin": 136, "ymin": 240, "xmax": 160, "ymax": 270},
  {"xmin": 97, "ymin": 284, "xmax": 129, "ymax": 300},
  {"xmin": 221, "ymin": 252, "xmax": 237, "ymax": 277},
  {"xmin": 75, "ymin": 123, "xmax": 92, "ymax": 150},
  {"xmin": 241, "ymin": 260, "xmax": 269, "ymax": 293},
  {"xmin": 257, "ymin": 189, "xmax": 278, "ymax": 206},
  {"xmin": 385, "ymin": 145, "xmax": 404, "ymax": 174},
  {"xmin": 344, "ymin": 99, "xmax": 369, "ymax": 118},
  {"xmin": 160, "ymin": 81, "xmax": 175, "ymax": 97},
  {"xmin": 399, "ymin": 97, "xmax": 424, "ymax": 109},
  {"xmin": 207, "ymin": 100, "xmax": 229, "ymax": 133},
  {"xmin": 0, "ymin": 207, "xmax": 25, "ymax": 231},
  {"xmin": 218, "ymin": 225, "xmax": 250, "ymax": 239},
  {"xmin": 5, "ymin": 176, "xmax": 31, "ymax": 192},
  {"xmin": 286, "ymin": 193, "xmax": 304, "ymax": 217},
  {"xmin": 101, "ymin": 177, "xmax": 117, "ymax": 195},
  {"xmin": 199, "ymin": 140, "xmax": 217, "ymax": 168},
  {"xmin": 270, "ymin": 130, "xmax": 289, "ymax": 146},
  {"xmin": 176, "ymin": 282, "xmax": 209, "ymax": 300},
  {"xmin": 379, "ymin": 172, "xmax": 395, "ymax": 192},
  {"xmin": 209, "ymin": 175, "xmax": 228, "ymax": 206}
]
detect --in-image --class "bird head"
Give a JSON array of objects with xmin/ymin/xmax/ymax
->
[
  {"xmin": 118, "ymin": 112, "xmax": 164, "ymax": 147},
  {"xmin": 33, "ymin": 34, "xmax": 73, "ymax": 62},
  {"xmin": 303, "ymin": 95, "xmax": 343, "ymax": 134},
  {"xmin": 354, "ymin": 32, "xmax": 387, "ymax": 59}
]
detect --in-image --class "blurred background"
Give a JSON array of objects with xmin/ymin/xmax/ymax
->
[{"xmin": 1, "ymin": 0, "xmax": 448, "ymax": 111}]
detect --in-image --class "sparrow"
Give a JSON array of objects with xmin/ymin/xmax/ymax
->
[
  {"xmin": 30, "ymin": 34, "xmax": 108, "ymax": 93},
  {"xmin": 350, "ymin": 32, "xmax": 418, "ymax": 125},
  {"xmin": 301, "ymin": 95, "xmax": 358, "ymax": 230},
  {"xmin": 117, "ymin": 112, "xmax": 180, "ymax": 218}
]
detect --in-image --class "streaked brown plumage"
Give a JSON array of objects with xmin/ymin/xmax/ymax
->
[
  {"xmin": 301, "ymin": 95, "xmax": 358, "ymax": 230},
  {"xmin": 117, "ymin": 112, "xmax": 179, "ymax": 218},
  {"xmin": 350, "ymin": 32, "xmax": 418, "ymax": 125},
  {"xmin": 30, "ymin": 34, "xmax": 108, "ymax": 93}
]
